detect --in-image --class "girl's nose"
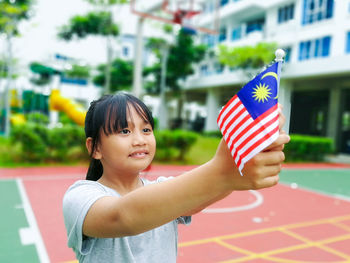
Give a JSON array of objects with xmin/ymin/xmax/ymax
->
[{"xmin": 132, "ymin": 132, "xmax": 146, "ymax": 146}]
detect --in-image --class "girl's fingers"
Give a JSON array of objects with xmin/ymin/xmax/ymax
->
[{"xmin": 264, "ymin": 133, "xmax": 290, "ymax": 151}]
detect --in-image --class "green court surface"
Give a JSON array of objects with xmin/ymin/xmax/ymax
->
[
  {"xmin": 0, "ymin": 180, "xmax": 40, "ymax": 263},
  {"xmin": 280, "ymin": 169, "xmax": 350, "ymax": 199}
]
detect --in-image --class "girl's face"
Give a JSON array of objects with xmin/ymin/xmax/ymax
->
[{"xmin": 94, "ymin": 106, "xmax": 156, "ymax": 177}]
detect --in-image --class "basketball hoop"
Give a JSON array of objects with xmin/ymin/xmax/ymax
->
[{"xmin": 130, "ymin": 0, "xmax": 220, "ymax": 35}]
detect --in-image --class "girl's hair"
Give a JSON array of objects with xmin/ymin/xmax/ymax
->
[{"xmin": 85, "ymin": 92, "xmax": 154, "ymax": 181}]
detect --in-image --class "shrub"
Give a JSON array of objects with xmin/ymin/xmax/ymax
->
[
  {"xmin": 284, "ymin": 134, "xmax": 334, "ymax": 162},
  {"xmin": 154, "ymin": 130, "xmax": 199, "ymax": 161},
  {"xmin": 9, "ymin": 122, "xmax": 87, "ymax": 163}
]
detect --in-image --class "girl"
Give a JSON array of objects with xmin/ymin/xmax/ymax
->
[{"xmin": 63, "ymin": 92, "xmax": 289, "ymax": 262}]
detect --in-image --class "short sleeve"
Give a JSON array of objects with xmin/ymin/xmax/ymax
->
[{"xmin": 62, "ymin": 181, "xmax": 111, "ymax": 256}]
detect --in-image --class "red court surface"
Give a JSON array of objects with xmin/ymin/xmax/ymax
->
[{"xmin": 1, "ymin": 164, "xmax": 350, "ymax": 263}]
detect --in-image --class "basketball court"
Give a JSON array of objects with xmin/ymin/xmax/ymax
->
[{"xmin": 1, "ymin": 164, "xmax": 350, "ymax": 263}]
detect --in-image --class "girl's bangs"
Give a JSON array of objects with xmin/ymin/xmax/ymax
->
[{"xmin": 101, "ymin": 96, "xmax": 154, "ymax": 136}]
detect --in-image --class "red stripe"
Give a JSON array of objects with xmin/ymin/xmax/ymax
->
[
  {"xmin": 228, "ymin": 104, "xmax": 278, "ymax": 153},
  {"xmin": 219, "ymin": 99, "xmax": 242, "ymax": 130},
  {"xmin": 222, "ymin": 106, "xmax": 246, "ymax": 136},
  {"xmin": 217, "ymin": 95, "xmax": 238, "ymax": 125},
  {"xmin": 232, "ymin": 114, "xmax": 279, "ymax": 161},
  {"xmin": 225, "ymin": 112, "xmax": 251, "ymax": 143},
  {"xmin": 236, "ymin": 125, "xmax": 279, "ymax": 168}
]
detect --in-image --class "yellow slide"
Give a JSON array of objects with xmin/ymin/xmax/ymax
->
[{"xmin": 50, "ymin": 89, "xmax": 86, "ymax": 126}]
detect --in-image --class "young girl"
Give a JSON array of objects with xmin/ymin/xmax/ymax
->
[{"xmin": 63, "ymin": 92, "xmax": 290, "ymax": 262}]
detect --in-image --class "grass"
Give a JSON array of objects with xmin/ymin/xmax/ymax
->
[{"xmin": 185, "ymin": 136, "xmax": 221, "ymax": 165}]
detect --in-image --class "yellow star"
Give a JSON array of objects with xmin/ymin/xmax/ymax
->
[{"xmin": 252, "ymin": 83, "xmax": 272, "ymax": 103}]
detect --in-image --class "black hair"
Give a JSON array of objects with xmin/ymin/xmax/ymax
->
[{"xmin": 85, "ymin": 92, "xmax": 154, "ymax": 181}]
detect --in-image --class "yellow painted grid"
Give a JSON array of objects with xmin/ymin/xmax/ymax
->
[{"xmin": 178, "ymin": 214, "xmax": 350, "ymax": 263}]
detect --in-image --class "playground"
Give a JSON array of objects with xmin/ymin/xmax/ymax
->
[{"xmin": 1, "ymin": 163, "xmax": 350, "ymax": 263}]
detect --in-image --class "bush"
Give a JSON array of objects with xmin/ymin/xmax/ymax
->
[
  {"xmin": 9, "ymin": 122, "xmax": 87, "ymax": 163},
  {"xmin": 154, "ymin": 130, "xmax": 198, "ymax": 161},
  {"xmin": 284, "ymin": 134, "xmax": 334, "ymax": 162}
]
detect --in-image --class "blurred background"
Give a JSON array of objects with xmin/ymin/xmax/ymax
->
[
  {"xmin": 1, "ymin": 1, "xmax": 350, "ymax": 263},
  {"xmin": 0, "ymin": 0, "xmax": 349, "ymax": 167}
]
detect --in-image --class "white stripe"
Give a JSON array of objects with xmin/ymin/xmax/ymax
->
[
  {"xmin": 217, "ymin": 97, "xmax": 239, "ymax": 127},
  {"xmin": 226, "ymin": 114, "xmax": 254, "ymax": 148},
  {"xmin": 235, "ymin": 121, "xmax": 279, "ymax": 164},
  {"xmin": 234, "ymin": 109, "xmax": 279, "ymax": 149},
  {"xmin": 224, "ymin": 110, "xmax": 249, "ymax": 141},
  {"xmin": 220, "ymin": 104, "xmax": 244, "ymax": 132},
  {"xmin": 16, "ymin": 179, "xmax": 50, "ymax": 263}
]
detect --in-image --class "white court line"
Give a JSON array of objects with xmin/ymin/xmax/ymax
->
[
  {"xmin": 16, "ymin": 179, "xmax": 50, "ymax": 263},
  {"xmin": 202, "ymin": 190, "xmax": 263, "ymax": 213}
]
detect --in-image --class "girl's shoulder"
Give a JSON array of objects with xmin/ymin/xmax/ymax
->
[{"xmin": 65, "ymin": 180, "xmax": 117, "ymax": 196}]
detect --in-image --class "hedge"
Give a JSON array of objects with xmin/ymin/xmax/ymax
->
[
  {"xmin": 154, "ymin": 130, "xmax": 198, "ymax": 161},
  {"xmin": 284, "ymin": 134, "xmax": 334, "ymax": 162}
]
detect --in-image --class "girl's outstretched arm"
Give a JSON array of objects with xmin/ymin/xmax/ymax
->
[
  {"xmin": 82, "ymin": 106, "xmax": 290, "ymax": 238},
  {"xmin": 82, "ymin": 134, "xmax": 289, "ymax": 238}
]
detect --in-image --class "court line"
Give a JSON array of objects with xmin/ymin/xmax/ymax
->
[
  {"xmin": 202, "ymin": 190, "xmax": 263, "ymax": 213},
  {"xmin": 16, "ymin": 179, "xmax": 50, "ymax": 263}
]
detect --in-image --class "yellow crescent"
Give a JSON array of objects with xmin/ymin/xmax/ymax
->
[{"xmin": 261, "ymin": 72, "xmax": 279, "ymax": 99}]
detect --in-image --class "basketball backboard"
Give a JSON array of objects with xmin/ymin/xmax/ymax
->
[{"xmin": 130, "ymin": 0, "xmax": 220, "ymax": 35}]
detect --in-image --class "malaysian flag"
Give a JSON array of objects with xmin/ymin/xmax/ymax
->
[{"xmin": 217, "ymin": 61, "xmax": 282, "ymax": 175}]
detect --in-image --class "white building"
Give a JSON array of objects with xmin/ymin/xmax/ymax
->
[{"xmin": 180, "ymin": 0, "xmax": 350, "ymax": 153}]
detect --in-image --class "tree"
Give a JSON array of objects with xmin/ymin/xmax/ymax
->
[
  {"xmin": 218, "ymin": 42, "xmax": 278, "ymax": 72},
  {"xmin": 0, "ymin": 0, "xmax": 34, "ymax": 136},
  {"xmin": 93, "ymin": 58, "xmax": 133, "ymax": 92},
  {"xmin": 64, "ymin": 64, "xmax": 91, "ymax": 79},
  {"xmin": 145, "ymin": 29, "xmax": 207, "ymax": 126}
]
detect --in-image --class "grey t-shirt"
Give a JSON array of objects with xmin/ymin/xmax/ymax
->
[{"xmin": 62, "ymin": 177, "xmax": 191, "ymax": 263}]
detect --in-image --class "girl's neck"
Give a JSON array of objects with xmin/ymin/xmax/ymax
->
[{"xmin": 98, "ymin": 171, "xmax": 143, "ymax": 196}]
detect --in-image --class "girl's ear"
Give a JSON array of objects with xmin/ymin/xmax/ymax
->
[{"xmin": 86, "ymin": 137, "xmax": 102, "ymax": 159}]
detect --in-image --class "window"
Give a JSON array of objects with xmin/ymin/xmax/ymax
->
[
  {"xmin": 246, "ymin": 18, "xmax": 265, "ymax": 34},
  {"xmin": 278, "ymin": 4, "xmax": 295, "ymax": 24},
  {"xmin": 299, "ymin": 36, "xmax": 331, "ymax": 61},
  {"xmin": 202, "ymin": 34, "xmax": 216, "ymax": 47},
  {"xmin": 200, "ymin": 65, "xmax": 209, "ymax": 76},
  {"xmin": 283, "ymin": 47, "xmax": 292, "ymax": 62},
  {"xmin": 219, "ymin": 27, "xmax": 227, "ymax": 42},
  {"xmin": 220, "ymin": 0, "xmax": 229, "ymax": 7},
  {"xmin": 346, "ymin": 32, "xmax": 350, "ymax": 53},
  {"xmin": 231, "ymin": 26, "xmax": 242, "ymax": 41},
  {"xmin": 302, "ymin": 0, "xmax": 334, "ymax": 25},
  {"xmin": 214, "ymin": 62, "xmax": 224, "ymax": 73},
  {"xmin": 122, "ymin": 46, "xmax": 129, "ymax": 57}
]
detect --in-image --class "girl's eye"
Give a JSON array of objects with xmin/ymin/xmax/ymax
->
[
  {"xmin": 143, "ymin": 128, "xmax": 152, "ymax": 133},
  {"xmin": 119, "ymin": 129, "xmax": 130, "ymax": 134}
]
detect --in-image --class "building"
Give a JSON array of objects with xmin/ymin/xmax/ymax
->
[{"xmin": 181, "ymin": 0, "xmax": 350, "ymax": 153}]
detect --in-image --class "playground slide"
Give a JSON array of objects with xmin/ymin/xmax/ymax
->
[{"xmin": 50, "ymin": 89, "xmax": 86, "ymax": 126}]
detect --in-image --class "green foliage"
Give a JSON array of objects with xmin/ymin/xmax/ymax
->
[
  {"xmin": 154, "ymin": 129, "xmax": 198, "ymax": 161},
  {"xmin": 284, "ymin": 134, "xmax": 334, "ymax": 162},
  {"xmin": 29, "ymin": 62, "xmax": 60, "ymax": 86},
  {"xmin": 9, "ymin": 122, "xmax": 87, "ymax": 163},
  {"xmin": 0, "ymin": 0, "xmax": 33, "ymax": 35},
  {"xmin": 58, "ymin": 11, "xmax": 119, "ymax": 40},
  {"xmin": 64, "ymin": 64, "xmax": 91, "ymax": 79},
  {"xmin": 26, "ymin": 112, "xmax": 49, "ymax": 125},
  {"xmin": 93, "ymin": 58, "xmax": 133, "ymax": 92},
  {"xmin": 218, "ymin": 42, "xmax": 278, "ymax": 70}
]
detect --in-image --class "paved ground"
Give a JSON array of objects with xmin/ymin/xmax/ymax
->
[{"xmin": 0, "ymin": 164, "xmax": 349, "ymax": 263}]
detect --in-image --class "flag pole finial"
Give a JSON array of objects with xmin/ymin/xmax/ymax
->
[{"xmin": 275, "ymin": 49, "xmax": 285, "ymax": 62}]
